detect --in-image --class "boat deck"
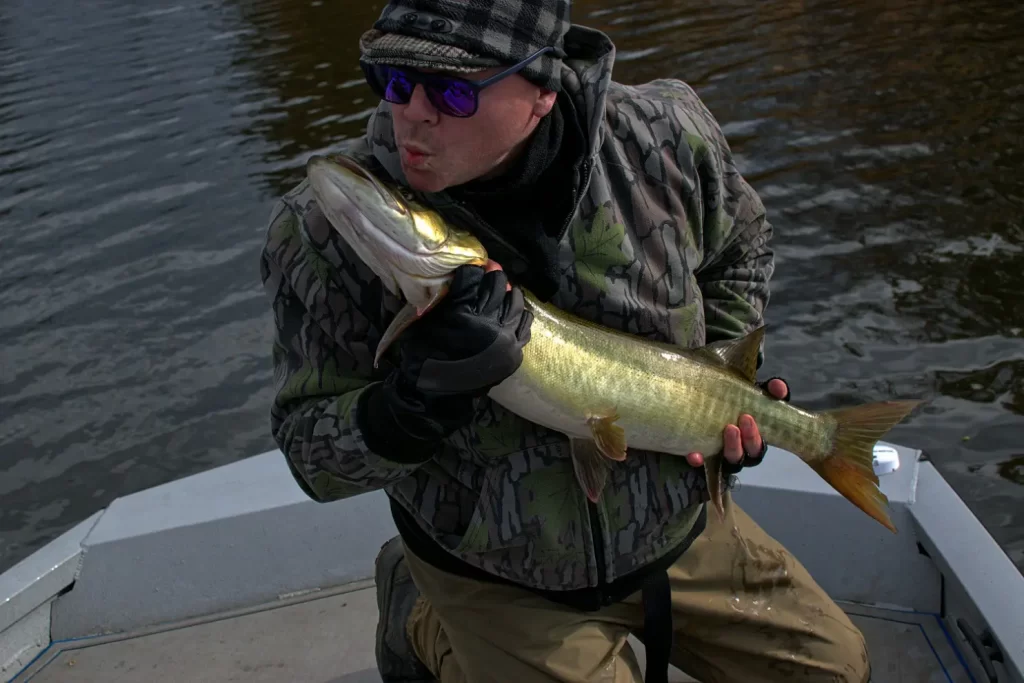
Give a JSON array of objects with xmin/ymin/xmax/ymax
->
[{"xmin": 9, "ymin": 580, "xmax": 974, "ymax": 683}]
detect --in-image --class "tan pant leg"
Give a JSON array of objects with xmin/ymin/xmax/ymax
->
[
  {"xmin": 404, "ymin": 492, "xmax": 868, "ymax": 683},
  {"xmin": 404, "ymin": 545, "xmax": 644, "ymax": 683},
  {"xmin": 652, "ymin": 492, "xmax": 871, "ymax": 683}
]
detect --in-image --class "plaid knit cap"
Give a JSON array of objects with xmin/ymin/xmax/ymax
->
[{"xmin": 359, "ymin": 0, "xmax": 571, "ymax": 92}]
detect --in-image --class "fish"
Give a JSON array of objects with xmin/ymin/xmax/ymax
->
[{"xmin": 306, "ymin": 153, "xmax": 922, "ymax": 533}]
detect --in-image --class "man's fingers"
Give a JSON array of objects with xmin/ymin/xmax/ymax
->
[
  {"xmin": 768, "ymin": 378, "xmax": 789, "ymax": 400},
  {"xmin": 738, "ymin": 414, "xmax": 762, "ymax": 459},
  {"xmin": 696, "ymin": 414, "xmax": 769, "ymax": 468},
  {"xmin": 723, "ymin": 424, "xmax": 743, "ymax": 464}
]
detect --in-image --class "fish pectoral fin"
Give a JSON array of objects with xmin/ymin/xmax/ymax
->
[
  {"xmin": 376, "ymin": 303, "xmax": 420, "ymax": 368},
  {"xmin": 586, "ymin": 412, "xmax": 627, "ymax": 461},
  {"xmin": 570, "ymin": 438, "xmax": 611, "ymax": 503},
  {"xmin": 374, "ymin": 285, "xmax": 450, "ymax": 367},
  {"xmin": 415, "ymin": 283, "xmax": 450, "ymax": 317},
  {"xmin": 696, "ymin": 326, "xmax": 765, "ymax": 384}
]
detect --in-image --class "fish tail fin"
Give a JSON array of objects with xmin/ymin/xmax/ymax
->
[
  {"xmin": 814, "ymin": 400, "xmax": 922, "ymax": 533},
  {"xmin": 704, "ymin": 456, "xmax": 727, "ymax": 523}
]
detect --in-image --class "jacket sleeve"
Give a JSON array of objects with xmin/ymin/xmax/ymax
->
[
  {"xmin": 693, "ymin": 133, "xmax": 775, "ymax": 367},
  {"xmin": 259, "ymin": 197, "xmax": 431, "ymax": 503}
]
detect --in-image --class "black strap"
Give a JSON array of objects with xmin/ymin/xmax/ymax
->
[{"xmin": 640, "ymin": 568, "xmax": 673, "ymax": 683}]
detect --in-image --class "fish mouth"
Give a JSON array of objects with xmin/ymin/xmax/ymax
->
[
  {"xmin": 305, "ymin": 154, "xmax": 467, "ymax": 305},
  {"xmin": 319, "ymin": 154, "xmax": 410, "ymax": 220}
]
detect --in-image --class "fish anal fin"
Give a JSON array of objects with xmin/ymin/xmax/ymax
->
[
  {"xmin": 703, "ymin": 455, "xmax": 726, "ymax": 522},
  {"xmin": 586, "ymin": 412, "xmax": 627, "ymax": 462},
  {"xmin": 374, "ymin": 286, "xmax": 450, "ymax": 368},
  {"xmin": 696, "ymin": 326, "xmax": 765, "ymax": 384},
  {"xmin": 570, "ymin": 438, "xmax": 611, "ymax": 503}
]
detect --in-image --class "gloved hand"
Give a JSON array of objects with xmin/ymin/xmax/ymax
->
[
  {"xmin": 721, "ymin": 376, "xmax": 790, "ymax": 475},
  {"xmin": 358, "ymin": 264, "xmax": 533, "ymax": 461}
]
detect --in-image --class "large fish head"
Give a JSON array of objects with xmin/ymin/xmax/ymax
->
[{"xmin": 305, "ymin": 154, "xmax": 488, "ymax": 312}]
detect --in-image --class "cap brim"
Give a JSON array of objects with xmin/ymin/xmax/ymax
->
[{"xmin": 359, "ymin": 29, "xmax": 501, "ymax": 73}]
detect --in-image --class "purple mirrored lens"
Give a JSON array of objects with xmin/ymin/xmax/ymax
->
[
  {"xmin": 382, "ymin": 67, "xmax": 413, "ymax": 104},
  {"xmin": 437, "ymin": 79, "xmax": 476, "ymax": 117},
  {"xmin": 370, "ymin": 66, "xmax": 478, "ymax": 117}
]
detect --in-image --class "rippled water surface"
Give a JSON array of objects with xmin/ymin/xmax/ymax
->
[{"xmin": 2, "ymin": 0, "xmax": 1022, "ymax": 574}]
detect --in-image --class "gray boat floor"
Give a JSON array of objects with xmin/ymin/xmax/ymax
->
[{"xmin": 11, "ymin": 580, "xmax": 973, "ymax": 683}]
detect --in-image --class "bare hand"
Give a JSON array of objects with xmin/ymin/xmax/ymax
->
[{"xmin": 685, "ymin": 378, "xmax": 789, "ymax": 468}]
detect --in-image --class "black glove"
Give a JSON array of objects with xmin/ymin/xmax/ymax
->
[
  {"xmin": 358, "ymin": 265, "xmax": 533, "ymax": 462},
  {"xmin": 722, "ymin": 376, "xmax": 790, "ymax": 475}
]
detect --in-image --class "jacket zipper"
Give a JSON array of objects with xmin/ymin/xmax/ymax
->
[
  {"xmin": 446, "ymin": 157, "xmax": 605, "ymax": 599},
  {"xmin": 578, "ymin": 156, "xmax": 606, "ymax": 604},
  {"xmin": 555, "ymin": 158, "xmax": 592, "ymax": 243}
]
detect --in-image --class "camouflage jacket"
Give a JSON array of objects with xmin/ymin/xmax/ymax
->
[{"xmin": 259, "ymin": 24, "xmax": 774, "ymax": 594}]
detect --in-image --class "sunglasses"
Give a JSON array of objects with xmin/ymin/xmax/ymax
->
[{"xmin": 362, "ymin": 46, "xmax": 554, "ymax": 118}]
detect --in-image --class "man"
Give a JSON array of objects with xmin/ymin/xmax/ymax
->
[{"xmin": 259, "ymin": 0, "xmax": 871, "ymax": 681}]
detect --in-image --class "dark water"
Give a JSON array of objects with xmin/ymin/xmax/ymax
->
[{"xmin": 2, "ymin": 0, "xmax": 1022, "ymax": 575}]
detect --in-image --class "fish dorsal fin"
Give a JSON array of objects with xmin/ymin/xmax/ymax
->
[{"xmin": 696, "ymin": 326, "xmax": 765, "ymax": 383}]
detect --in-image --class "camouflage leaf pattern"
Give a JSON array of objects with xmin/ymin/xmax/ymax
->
[
  {"xmin": 570, "ymin": 205, "xmax": 633, "ymax": 293},
  {"xmin": 259, "ymin": 24, "xmax": 774, "ymax": 593}
]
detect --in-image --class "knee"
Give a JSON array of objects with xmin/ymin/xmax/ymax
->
[
  {"xmin": 824, "ymin": 622, "xmax": 871, "ymax": 683},
  {"xmin": 405, "ymin": 595, "xmax": 439, "ymax": 669}
]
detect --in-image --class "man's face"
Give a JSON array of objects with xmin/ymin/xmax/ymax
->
[{"xmin": 389, "ymin": 67, "xmax": 557, "ymax": 193}]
